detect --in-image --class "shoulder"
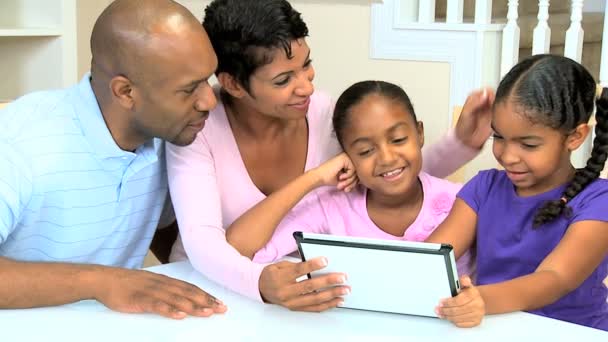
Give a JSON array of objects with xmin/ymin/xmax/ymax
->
[
  {"xmin": 421, "ymin": 172, "xmax": 462, "ymax": 194},
  {"xmin": 420, "ymin": 172, "xmax": 461, "ymax": 215},
  {"xmin": 467, "ymin": 168, "xmax": 509, "ymax": 189},
  {"xmin": 307, "ymin": 90, "xmax": 334, "ymax": 125},
  {"xmin": 570, "ymin": 178, "xmax": 608, "ymax": 206},
  {"xmin": 0, "ymin": 89, "xmax": 73, "ymax": 140}
]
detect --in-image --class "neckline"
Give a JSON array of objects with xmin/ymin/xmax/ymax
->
[
  {"xmin": 216, "ymin": 96, "xmax": 314, "ymax": 199},
  {"xmin": 503, "ymin": 171, "xmax": 569, "ymax": 204},
  {"xmin": 359, "ymin": 172, "xmax": 431, "ymax": 239}
]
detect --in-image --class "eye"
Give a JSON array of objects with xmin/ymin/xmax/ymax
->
[
  {"xmin": 303, "ymin": 59, "xmax": 313, "ymax": 69},
  {"xmin": 274, "ymin": 77, "xmax": 290, "ymax": 87},
  {"xmin": 358, "ymin": 148, "xmax": 374, "ymax": 157},
  {"xmin": 392, "ymin": 136, "xmax": 408, "ymax": 144},
  {"xmin": 521, "ymin": 143, "xmax": 539, "ymax": 150},
  {"xmin": 491, "ymin": 133, "xmax": 503, "ymax": 140},
  {"xmin": 182, "ymin": 88, "xmax": 196, "ymax": 95}
]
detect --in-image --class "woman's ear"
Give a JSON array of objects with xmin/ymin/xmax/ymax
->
[
  {"xmin": 566, "ymin": 123, "xmax": 591, "ymax": 151},
  {"xmin": 417, "ymin": 121, "xmax": 425, "ymax": 148},
  {"xmin": 217, "ymin": 72, "xmax": 247, "ymax": 99}
]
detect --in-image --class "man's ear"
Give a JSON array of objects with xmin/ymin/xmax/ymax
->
[
  {"xmin": 566, "ymin": 123, "xmax": 591, "ymax": 151},
  {"xmin": 417, "ymin": 121, "xmax": 425, "ymax": 148},
  {"xmin": 217, "ymin": 72, "xmax": 247, "ymax": 99},
  {"xmin": 109, "ymin": 75, "xmax": 135, "ymax": 110}
]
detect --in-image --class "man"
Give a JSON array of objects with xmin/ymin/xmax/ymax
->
[{"xmin": 0, "ymin": 0, "xmax": 225, "ymax": 319}]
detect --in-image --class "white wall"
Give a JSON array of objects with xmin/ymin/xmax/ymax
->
[{"xmin": 77, "ymin": 1, "xmax": 451, "ymax": 145}]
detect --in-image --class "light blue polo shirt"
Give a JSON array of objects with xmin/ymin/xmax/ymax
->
[{"xmin": 0, "ymin": 75, "xmax": 168, "ymax": 268}]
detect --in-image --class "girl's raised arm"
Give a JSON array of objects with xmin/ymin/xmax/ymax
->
[{"xmin": 226, "ymin": 153, "xmax": 356, "ymax": 259}]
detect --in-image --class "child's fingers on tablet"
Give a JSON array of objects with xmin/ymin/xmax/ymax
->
[
  {"xmin": 452, "ymin": 318, "xmax": 482, "ymax": 328},
  {"xmin": 446, "ymin": 311, "xmax": 482, "ymax": 325},
  {"xmin": 440, "ymin": 292, "xmax": 475, "ymax": 309},
  {"xmin": 436, "ymin": 304, "xmax": 474, "ymax": 318}
]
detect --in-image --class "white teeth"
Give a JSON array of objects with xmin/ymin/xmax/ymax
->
[{"xmin": 382, "ymin": 168, "xmax": 403, "ymax": 177}]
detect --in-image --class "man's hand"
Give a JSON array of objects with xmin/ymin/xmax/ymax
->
[
  {"xmin": 94, "ymin": 267, "xmax": 227, "ymax": 319},
  {"xmin": 454, "ymin": 88, "xmax": 495, "ymax": 150},
  {"xmin": 436, "ymin": 275, "xmax": 485, "ymax": 328},
  {"xmin": 259, "ymin": 257, "xmax": 350, "ymax": 312}
]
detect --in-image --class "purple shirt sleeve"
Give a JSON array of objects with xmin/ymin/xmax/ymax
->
[
  {"xmin": 456, "ymin": 169, "xmax": 495, "ymax": 213},
  {"xmin": 570, "ymin": 179, "xmax": 608, "ymax": 223}
]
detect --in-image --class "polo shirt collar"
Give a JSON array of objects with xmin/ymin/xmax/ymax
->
[{"xmin": 73, "ymin": 73, "xmax": 160, "ymax": 163}]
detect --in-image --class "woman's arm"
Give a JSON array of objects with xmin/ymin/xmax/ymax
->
[
  {"xmin": 166, "ymin": 136, "xmax": 267, "ymax": 301},
  {"xmin": 226, "ymin": 153, "xmax": 356, "ymax": 259},
  {"xmin": 422, "ymin": 89, "xmax": 494, "ymax": 178}
]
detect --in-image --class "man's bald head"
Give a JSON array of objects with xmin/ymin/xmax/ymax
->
[{"xmin": 90, "ymin": 0, "xmax": 202, "ymax": 85}]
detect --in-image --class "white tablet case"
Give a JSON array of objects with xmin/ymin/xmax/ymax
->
[{"xmin": 294, "ymin": 232, "xmax": 460, "ymax": 317}]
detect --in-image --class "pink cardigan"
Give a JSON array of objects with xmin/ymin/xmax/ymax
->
[{"xmin": 166, "ymin": 89, "xmax": 478, "ymax": 301}]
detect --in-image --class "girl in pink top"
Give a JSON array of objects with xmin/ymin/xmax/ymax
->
[
  {"xmin": 167, "ymin": 0, "xmax": 491, "ymax": 311},
  {"xmin": 225, "ymin": 81, "xmax": 482, "ymax": 284}
]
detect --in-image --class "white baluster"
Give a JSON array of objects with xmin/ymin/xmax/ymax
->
[
  {"xmin": 475, "ymin": 0, "xmax": 493, "ymax": 25},
  {"xmin": 500, "ymin": 0, "xmax": 520, "ymax": 77},
  {"xmin": 599, "ymin": 2, "xmax": 608, "ymax": 86},
  {"xmin": 564, "ymin": 0, "xmax": 585, "ymax": 62},
  {"xmin": 418, "ymin": 0, "xmax": 436, "ymax": 24},
  {"xmin": 446, "ymin": 0, "xmax": 464, "ymax": 24},
  {"xmin": 532, "ymin": 0, "xmax": 551, "ymax": 55}
]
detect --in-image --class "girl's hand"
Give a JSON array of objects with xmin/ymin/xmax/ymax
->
[
  {"xmin": 436, "ymin": 275, "xmax": 485, "ymax": 328},
  {"xmin": 313, "ymin": 153, "xmax": 357, "ymax": 191}
]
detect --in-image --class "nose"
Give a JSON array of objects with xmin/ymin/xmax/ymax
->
[
  {"xmin": 377, "ymin": 144, "xmax": 397, "ymax": 166},
  {"xmin": 294, "ymin": 67, "xmax": 315, "ymax": 97},
  {"xmin": 194, "ymin": 83, "xmax": 217, "ymax": 112},
  {"xmin": 495, "ymin": 142, "xmax": 520, "ymax": 166}
]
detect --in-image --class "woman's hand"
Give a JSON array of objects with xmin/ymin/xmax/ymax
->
[
  {"xmin": 455, "ymin": 88, "xmax": 495, "ymax": 150},
  {"xmin": 312, "ymin": 153, "xmax": 357, "ymax": 191},
  {"xmin": 436, "ymin": 275, "xmax": 485, "ymax": 328}
]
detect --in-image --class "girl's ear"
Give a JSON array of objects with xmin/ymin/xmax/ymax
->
[
  {"xmin": 566, "ymin": 123, "xmax": 591, "ymax": 151},
  {"xmin": 416, "ymin": 121, "xmax": 425, "ymax": 148},
  {"xmin": 217, "ymin": 72, "xmax": 247, "ymax": 99}
]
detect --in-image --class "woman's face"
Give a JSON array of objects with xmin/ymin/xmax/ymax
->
[{"xmin": 239, "ymin": 39, "xmax": 315, "ymax": 120}]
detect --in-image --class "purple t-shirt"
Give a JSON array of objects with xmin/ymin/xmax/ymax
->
[{"xmin": 458, "ymin": 169, "xmax": 608, "ymax": 330}]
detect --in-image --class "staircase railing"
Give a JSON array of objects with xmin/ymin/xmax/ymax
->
[{"xmin": 398, "ymin": 0, "xmax": 607, "ymax": 177}]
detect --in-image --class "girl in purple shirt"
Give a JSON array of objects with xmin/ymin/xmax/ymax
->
[
  {"xmin": 225, "ymin": 81, "xmax": 489, "ymax": 289},
  {"xmin": 428, "ymin": 55, "xmax": 608, "ymax": 330}
]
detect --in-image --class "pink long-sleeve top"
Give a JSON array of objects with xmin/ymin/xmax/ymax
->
[
  {"xmin": 253, "ymin": 172, "xmax": 474, "ymax": 277},
  {"xmin": 166, "ymin": 89, "xmax": 479, "ymax": 302}
]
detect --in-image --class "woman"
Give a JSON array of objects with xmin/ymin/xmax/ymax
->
[{"xmin": 167, "ymin": 0, "xmax": 492, "ymax": 312}]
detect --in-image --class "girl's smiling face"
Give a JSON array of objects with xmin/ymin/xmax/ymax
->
[{"xmin": 340, "ymin": 94, "xmax": 424, "ymax": 201}]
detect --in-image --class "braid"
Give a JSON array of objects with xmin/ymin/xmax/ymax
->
[{"xmin": 533, "ymin": 88, "xmax": 608, "ymax": 227}]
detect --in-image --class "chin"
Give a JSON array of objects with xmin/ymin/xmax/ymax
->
[{"xmin": 169, "ymin": 134, "xmax": 197, "ymax": 147}]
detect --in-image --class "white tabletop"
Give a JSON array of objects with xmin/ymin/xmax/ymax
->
[{"xmin": 1, "ymin": 261, "xmax": 606, "ymax": 341}]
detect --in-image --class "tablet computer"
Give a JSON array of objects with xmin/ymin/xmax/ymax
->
[{"xmin": 293, "ymin": 232, "xmax": 460, "ymax": 317}]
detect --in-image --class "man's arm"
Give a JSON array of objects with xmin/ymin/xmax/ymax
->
[
  {"xmin": 0, "ymin": 256, "xmax": 226, "ymax": 318},
  {"xmin": 0, "ymin": 143, "xmax": 224, "ymax": 318}
]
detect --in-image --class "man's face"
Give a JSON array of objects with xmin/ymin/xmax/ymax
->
[{"xmin": 131, "ymin": 25, "xmax": 218, "ymax": 146}]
